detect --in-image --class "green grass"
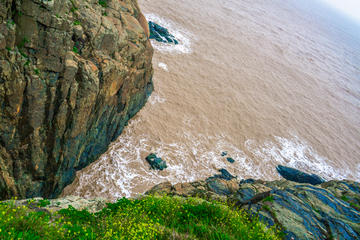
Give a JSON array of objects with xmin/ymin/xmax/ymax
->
[
  {"xmin": 262, "ymin": 196, "xmax": 274, "ymax": 203},
  {"xmin": 0, "ymin": 195, "xmax": 283, "ymax": 239}
]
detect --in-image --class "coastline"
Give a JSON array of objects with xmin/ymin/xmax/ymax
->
[{"xmin": 3, "ymin": 165, "xmax": 360, "ymax": 239}]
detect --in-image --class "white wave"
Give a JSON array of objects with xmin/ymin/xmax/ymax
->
[
  {"xmin": 145, "ymin": 13, "xmax": 194, "ymax": 54},
  {"xmin": 245, "ymin": 133, "xmax": 353, "ymax": 181},
  {"xmin": 148, "ymin": 91, "xmax": 165, "ymax": 104},
  {"xmin": 71, "ymin": 118, "xmax": 358, "ymax": 201},
  {"xmin": 158, "ymin": 62, "xmax": 169, "ymax": 71}
]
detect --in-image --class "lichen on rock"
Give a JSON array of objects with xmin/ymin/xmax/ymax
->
[{"xmin": 0, "ymin": 0, "xmax": 154, "ymax": 200}]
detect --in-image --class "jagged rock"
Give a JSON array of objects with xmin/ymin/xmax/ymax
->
[
  {"xmin": 148, "ymin": 21, "xmax": 179, "ymax": 44},
  {"xmin": 145, "ymin": 153, "xmax": 168, "ymax": 170},
  {"xmin": 147, "ymin": 174, "xmax": 360, "ymax": 240},
  {"xmin": 0, "ymin": 0, "xmax": 154, "ymax": 200},
  {"xmin": 234, "ymin": 180, "xmax": 360, "ymax": 240},
  {"xmin": 276, "ymin": 165, "xmax": 326, "ymax": 185}
]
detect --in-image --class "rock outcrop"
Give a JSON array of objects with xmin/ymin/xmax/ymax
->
[
  {"xmin": 0, "ymin": 0, "xmax": 154, "ymax": 200},
  {"xmin": 3, "ymin": 195, "xmax": 110, "ymax": 213},
  {"xmin": 148, "ymin": 168, "xmax": 360, "ymax": 240}
]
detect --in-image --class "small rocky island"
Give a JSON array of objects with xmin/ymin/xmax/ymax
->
[{"xmin": 148, "ymin": 21, "xmax": 179, "ymax": 44}]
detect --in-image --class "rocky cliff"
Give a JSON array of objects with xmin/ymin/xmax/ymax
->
[{"xmin": 0, "ymin": 0, "xmax": 154, "ymax": 200}]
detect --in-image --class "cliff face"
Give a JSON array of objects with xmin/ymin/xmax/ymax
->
[{"xmin": 0, "ymin": 0, "xmax": 153, "ymax": 199}]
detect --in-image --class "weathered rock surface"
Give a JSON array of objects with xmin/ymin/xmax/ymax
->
[
  {"xmin": 147, "ymin": 169, "xmax": 360, "ymax": 240},
  {"xmin": 0, "ymin": 0, "xmax": 154, "ymax": 200}
]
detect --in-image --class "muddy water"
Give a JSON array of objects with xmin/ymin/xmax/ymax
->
[{"xmin": 60, "ymin": 0, "xmax": 360, "ymax": 201}]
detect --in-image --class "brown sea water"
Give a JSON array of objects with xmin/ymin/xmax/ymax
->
[{"xmin": 60, "ymin": 0, "xmax": 360, "ymax": 201}]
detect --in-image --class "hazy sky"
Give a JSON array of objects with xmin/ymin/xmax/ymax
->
[{"xmin": 322, "ymin": 0, "xmax": 360, "ymax": 23}]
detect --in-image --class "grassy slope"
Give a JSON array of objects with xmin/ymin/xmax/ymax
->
[{"xmin": 0, "ymin": 195, "xmax": 283, "ymax": 239}]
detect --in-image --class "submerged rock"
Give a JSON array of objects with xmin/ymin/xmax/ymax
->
[
  {"xmin": 145, "ymin": 153, "xmax": 168, "ymax": 170},
  {"xmin": 221, "ymin": 151, "xmax": 228, "ymax": 156},
  {"xmin": 226, "ymin": 157, "xmax": 235, "ymax": 163},
  {"xmin": 148, "ymin": 21, "xmax": 179, "ymax": 44},
  {"xmin": 276, "ymin": 165, "xmax": 326, "ymax": 185},
  {"xmin": 210, "ymin": 168, "xmax": 237, "ymax": 181},
  {"xmin": 0, "ymin": 0, "xmax": 154, "ymax": 200}
]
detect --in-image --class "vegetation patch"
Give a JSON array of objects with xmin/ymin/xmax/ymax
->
[
  {"xmin": 99, "ymin": 0, "xmax": 108, "ymax": 8},
  {"xmin": 73, "ymin": 46, "xmax": 79, "ymax": 54},
  {"xmin": 262, "ymin": 196, "xmax": 274, "ymax": 203},
  {"xmin": 73, "ymin": 20, "xmax": 81, "ymax": 26},
  {"xmin": 0, "ymin": 195, "xmax": 283, "ymax": 239}
]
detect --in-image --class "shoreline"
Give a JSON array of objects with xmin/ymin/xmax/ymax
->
[{"xmin": 3, "ymin": 165, "xmax": 360, "ymax": 239}]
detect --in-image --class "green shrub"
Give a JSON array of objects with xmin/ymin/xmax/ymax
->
[
  {"xmin": 73, "ymin": 20, "xmax": 81, "ymax": 25},
  {"xmin": 73, "ymin": 46, "xmax": 79, "ymax": 54},
  {"xmin": 0, "ymin": 200, "xmax": 65, "ymax": 239},
  {"xmin": 37, "ymin": 199, "xmax": 50, "ymax": 207},
  {"xmin": 99, "ymin": 0, "xmax": 108, "ymax": 8},
  {"xmin": 341, "ymin": 195, "xmax": 349, "ymax": 202},
  {"xmin": 262, "ymin": 205, "xmax": 271, "ymax": 211}
]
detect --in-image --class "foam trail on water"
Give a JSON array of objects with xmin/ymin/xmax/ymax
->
[
  {"xmin": 67, "ymin": 118, "xmax": 357, "ymax": 202},
  {"xmin": 147, "ymin": 82, "xmax": 165, "ymax": 104},
  {"xmin": 144, "ymin": 13, "xmax": 194, "ymax": 54},
  {"xmin": 245, "ymin": 133, "xmax": 354, "ymax": 181}
]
